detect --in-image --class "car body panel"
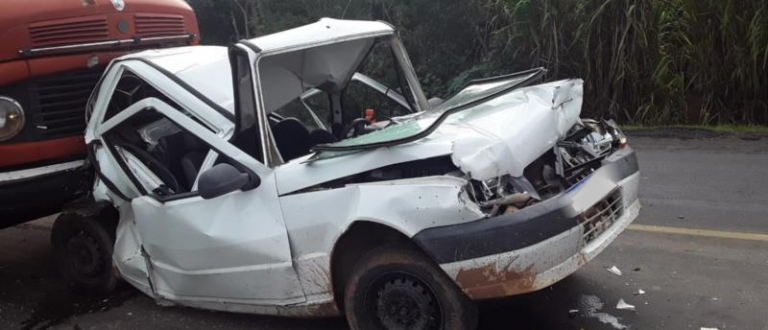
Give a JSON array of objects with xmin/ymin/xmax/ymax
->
[
  {"xmin": 82, "ymin": 18, "xmax": 640, "ymax": 318},
  {"xmin": 91, "ymin": 92, "xmax": 304, "ymax": 306},
  {"xmin": 442, "ymin": 176, "xmax": 641, "ymax": 300}
]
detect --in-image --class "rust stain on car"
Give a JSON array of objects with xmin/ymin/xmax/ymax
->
[{"xmin": 455, "ymin": 260, "xmax": 538, "ymax": 300}]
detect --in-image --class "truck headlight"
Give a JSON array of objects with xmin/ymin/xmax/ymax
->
[{"xmin": 0, "ymin": 96, "xmax": 25, "ymax": 142}]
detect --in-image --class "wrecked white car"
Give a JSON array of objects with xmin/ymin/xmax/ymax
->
[{"xmin": 54, "ymin": 19, "xmax": 640, "ymax": 330}]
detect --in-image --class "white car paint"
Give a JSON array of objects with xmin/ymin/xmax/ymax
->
[
  {"xmin": 440, "ymin": 173, "xmax": 641, "ymax": 300},
  {"xmin": 275, "ymin": 79, "xmax": 583, "ymax": 194},
  {"xmin": 82, "ymin": 18, "xmax": 639, "ymax": 318}
]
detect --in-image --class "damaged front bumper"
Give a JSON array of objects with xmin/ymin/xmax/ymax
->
[
  {"xmin": 413, "ymin": 147, "xmax": 640, "ymax": 300},
  {"xmin": 0, "ymin": 160, "xmax": 92, "ymax": 228}
]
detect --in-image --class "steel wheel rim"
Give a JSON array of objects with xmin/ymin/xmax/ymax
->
[{"xmin": 364, "ymin": 271, "xmax": 443, "ymax": 330}]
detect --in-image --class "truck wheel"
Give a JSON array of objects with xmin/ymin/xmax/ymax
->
[
  {"xmin": 344, "ymin": 245, "xmax": 478, "ymax": 330},
  {"xmin": 51, "ymin": 214, "xmax": 117, "ymax": 293}
]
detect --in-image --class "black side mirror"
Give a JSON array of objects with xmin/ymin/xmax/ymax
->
[{"xmin": 198, "ymin": 163, "xmax": 256, "ymax": 200}]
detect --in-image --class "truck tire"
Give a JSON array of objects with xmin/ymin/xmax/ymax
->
[
  {"xmin": 344, "ymin": 245, "xmax": 478, "ymax": 330},
  {"xmin": 51, "ymin": 214, "xmax": 118, "ymax": 293}
]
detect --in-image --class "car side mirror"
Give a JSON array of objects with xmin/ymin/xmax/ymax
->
[{"xmin": 198, "ymin": 163, "xmax": 256, "ymax": 200}]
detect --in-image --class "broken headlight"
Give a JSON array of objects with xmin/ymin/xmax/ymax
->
[{"xmin": 467, "ymin": 175, "xmax": 540, "ymax": 216}]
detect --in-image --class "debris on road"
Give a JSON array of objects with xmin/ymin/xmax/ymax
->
[
  {"xmin": 616, "ymin": 299, "xmax": 636, "ymax": 311},
  {"xmin": 607, "ymin": 266, "xmax": 623, "ymax": 276},
  {"xmin": 577, "ymin": 295, "xmax": 630, "ymax": 330},
  {"xmin": 701, "ymin": 328, "xmax": 719, "ymax": 330},
  {"xmin": 635, "ymin": 289, "xmax": 646, "ymax": 295}
]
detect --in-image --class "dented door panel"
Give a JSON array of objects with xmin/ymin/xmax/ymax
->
[{"xmin": 131, "ymin": 179, "xmax": 305, "ymax": 305}]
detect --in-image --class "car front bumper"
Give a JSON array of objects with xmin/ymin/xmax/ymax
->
[
  {"xmin": 0, "ymin": 160, "xmax": 92, "ymax": 229},
  {"xmin": 413, "ymin": 147, "xmax": 641, "ymax": 300}
]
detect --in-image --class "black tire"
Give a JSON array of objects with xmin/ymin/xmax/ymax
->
[
  {"xmin": 51, "ymin": 214, "xmax": 118, "ymax": 293},
  {"xmin": 344, "ymin": 245, "xmax": 478, "ymax": 330}
]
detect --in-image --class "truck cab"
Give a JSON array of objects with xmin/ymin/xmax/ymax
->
[{"xmin": 0, "ymin": 0, "xmax": 199, "ymax": 228}]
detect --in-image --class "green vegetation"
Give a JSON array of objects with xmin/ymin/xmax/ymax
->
[{"xmin": 188, "ymin": 0, "xmax": 768, "ymax": 126}]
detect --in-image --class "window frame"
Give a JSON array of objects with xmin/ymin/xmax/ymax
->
[
  {"xmin": 94, "ymin": 63, "xmax": 268, "ymax": 203},
  {"xmin": 101, "ymin": 98, "xmax": 260, "ymax": 203}
]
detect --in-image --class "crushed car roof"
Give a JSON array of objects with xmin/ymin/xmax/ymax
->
[
  {"xmin": 244, "ymin": 18, "xmax": 394, "ymax": 54},
  {"xmin": 114, "ymin": 18, "xmax": 396, "ymax": 115}
]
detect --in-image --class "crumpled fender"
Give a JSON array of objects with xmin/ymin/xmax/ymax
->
[{"xmin": 450, "ymin": 79, "xmax": 583, "ymax": 180}]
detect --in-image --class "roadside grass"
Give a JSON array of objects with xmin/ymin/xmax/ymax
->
[{"xmin": 621, "ymin": 125, "xmax": 768, "ymax": 135}]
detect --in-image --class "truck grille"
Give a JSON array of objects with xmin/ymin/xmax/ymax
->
[
  {"xmin": 135, "ymin": 14, "xmax": 186, "ymax": 37},
  {"xmin": 29, "ymin": 17, "xmax": 109, "ymax": 48},
  {"xmin": 28, "ymin": 68, "xmax": 104, "ymax": 139},
  {"xmin": 579, "ymin": 189, "xmax": 624, "ymax": 244}
]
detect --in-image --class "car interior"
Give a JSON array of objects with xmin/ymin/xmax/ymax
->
[
  {"xmin": 262, "ymin": 40, "xmax": 416, "ymax": 162},
  {"xmin": 103, "ymin": 72, "xmax": 215, "ymax": 196},
  {"xmin": 101, "ymin": 38, "xmax": 419, "ymax": 195}
]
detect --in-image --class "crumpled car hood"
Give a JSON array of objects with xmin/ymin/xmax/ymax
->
[
  {"xmin": 448, "ymin": 79, "xmax": 583, "ymax": 180},
  {"xmin": 275, "ymin": 79, "xmax": 583, "ymax": 195}
]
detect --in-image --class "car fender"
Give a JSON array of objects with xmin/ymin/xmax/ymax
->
[{"xmin": 279, "ymin": 175, "xmax": 485, "ymax": 303}]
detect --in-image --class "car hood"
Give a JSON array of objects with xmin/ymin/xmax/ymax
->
[{"xmin": 275, "ymin": 79, "xmax": 583, "ymax": 195}]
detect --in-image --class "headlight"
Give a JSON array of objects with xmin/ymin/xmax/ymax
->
[{"xmin": 0, "ymin": 96, "xmax": 25, "ymax": 142}]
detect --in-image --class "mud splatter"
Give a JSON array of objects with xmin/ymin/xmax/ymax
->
[{"xmin": 455, "ymin": 259, "xmax": 538, "ymax": 299}]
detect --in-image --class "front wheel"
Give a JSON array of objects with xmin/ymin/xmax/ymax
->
[
  {"xmin": 51, "ymin": 214, "xmax": 118, "ymax": 293},
  {"xmin": 344, "ymin": 245, "xmax": 478, "ymax": 330}
]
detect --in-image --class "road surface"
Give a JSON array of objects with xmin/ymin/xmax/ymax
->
[{"xmin": 1, "ymin": 136, "xmax": 767, "ymax": 330}]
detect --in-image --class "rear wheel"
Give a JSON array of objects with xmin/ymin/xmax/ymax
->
[
  {"xmin": 51, "ymin": 214, "xmax": 118, "ymax": 293},
  {"xmin": 344, "ymin": 245, "xmax": 478, "ymax": 330}
]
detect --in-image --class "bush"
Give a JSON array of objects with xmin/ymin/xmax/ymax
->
[{"xmin": 188, "ymin": 0, "xmax": 768, "ymax": 126}]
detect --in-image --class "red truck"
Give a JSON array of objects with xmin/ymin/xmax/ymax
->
[{"xmin": 0, "ymin": 0, "xmax": 199, "ymax": 228}]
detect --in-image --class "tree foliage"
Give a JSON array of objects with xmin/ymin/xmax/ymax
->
[{"xmin": 187, "ymin": 0, "xmax": 768, "ymax": 125}]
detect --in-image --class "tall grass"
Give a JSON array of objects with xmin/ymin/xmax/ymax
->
[
  {"xmin": 485, "ymin": 0, "xmax": 768, "ymax": 125},
  {"xmin": 190, "ymin": 0, "xmax": 768, "ymax": 125}
]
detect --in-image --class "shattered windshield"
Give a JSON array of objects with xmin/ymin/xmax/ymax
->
[{"xmin": 315, "ymin": 68, "xmax": 545, "ymax": 150}]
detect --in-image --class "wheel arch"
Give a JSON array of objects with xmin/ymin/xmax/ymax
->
[{"xmin": 329, "ymin": 220, "xmax": 437, "ymax": 310}]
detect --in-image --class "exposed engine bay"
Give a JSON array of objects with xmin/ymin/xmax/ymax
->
[{"xmin": 466, "ymin": 119, "xmax": 627, "ymax": 217}]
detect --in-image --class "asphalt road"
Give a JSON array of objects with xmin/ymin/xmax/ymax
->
[{"xmin": 1, "ymin": 136, "xmax": 767, "ymax": 330}]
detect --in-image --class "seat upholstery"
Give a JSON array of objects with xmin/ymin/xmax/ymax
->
[
  {"xmin": 272, "ymin": 118, "xmax": 312, "ymax": 161},
  {"xmin": 157, "ymin": 132, "xmax": 209, "ymax": 192},
  {"xmin": 180, "ymin": 151, "xmax": 207, "ymax": 188},
  {"xmin": 309, "ymin": 129, "xmax": 337, "ymax": 146}
]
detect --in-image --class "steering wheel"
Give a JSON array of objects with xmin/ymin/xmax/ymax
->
[
  {"xmin": 342, "ymin": 118, "xmax": 370, "ymax": 139},
  {"xmin": 117, "ymin": 143, "xmax": 181, "ymax": 194}
]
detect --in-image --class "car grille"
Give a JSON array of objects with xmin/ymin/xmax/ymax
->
[
  {"xmin": 28, "ymin": 68, "xmax": 104, "ymax": 139},
  {"xmin": 579, "ymin": 189, "xmax": 624, "ymax": 244},
  {"xmin": 134, "ymin": 14, "xmax": 186, "ymax": 37},
  {"xmin": 29, "ymin": 17, "xmax": 109, "ymax": 48}
]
